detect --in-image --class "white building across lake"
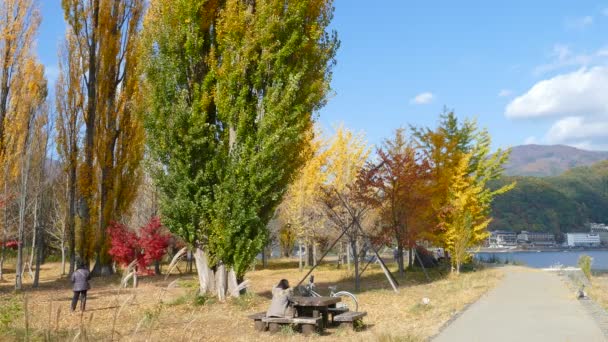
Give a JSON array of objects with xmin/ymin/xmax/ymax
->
[
  {"xmin": 590, "ymin": 223, "xmax": 608, "ymax": 246},
  {"xmin": 565, "ymin": 233, "xmax": 601, "ymax": 247}
]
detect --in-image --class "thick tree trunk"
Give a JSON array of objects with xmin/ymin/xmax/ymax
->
[
  {"xmin": 307, "ymin": 243, "xmax": 314, "ymax": 266},
  {"xmin": 397, "ymin": 245, "xmax": 404, "ymax": 276},
  {"xmin": 193, "ymin": 247, "xmax": 211, "ymax": 294},
  {"xmin": 215, "ymin": 263, "xmax": 226, "ymax": 301},
  {"xmin": 154, "ymin": 260, "xmax": 161, "ymax": 275}
]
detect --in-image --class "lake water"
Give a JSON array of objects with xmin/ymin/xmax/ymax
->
[{"xmin": 475, "ymin": 251, "xmax": 608, "ymax": 270}]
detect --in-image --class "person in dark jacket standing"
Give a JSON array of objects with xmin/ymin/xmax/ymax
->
[{"xmin": 71, "ymin": 260, "xmax": 91, "ymax": 312}]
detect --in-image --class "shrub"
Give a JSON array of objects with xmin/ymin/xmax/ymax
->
[
  {"xmin": 578, "ymin": 255, "xmax": 593, "ymax": 280},
  {"xmin": 107, "ymin": 216, "xmax": 171, "ymax": 274}
]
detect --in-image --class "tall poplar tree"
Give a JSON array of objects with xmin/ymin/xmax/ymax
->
[
  {"xmin": 56, "ymin": 33, "xmax": 83, "ymax": 275},
  {"xmin": 0, "ymin": 0, "xmax": 45, "ymax": 285},
  {"xmin": 62, "ymin": 0, "xmax": 145, "ymax": 274},
  {"xmin": 143, "ymin": 0, "xmax": 339, "ymax": 286}
]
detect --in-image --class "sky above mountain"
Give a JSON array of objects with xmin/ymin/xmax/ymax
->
[{"xmin": 37, "ymin": 1, "xmax": 608, "ymax": 151}]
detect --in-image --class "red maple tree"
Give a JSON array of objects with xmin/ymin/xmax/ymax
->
[{"xmin": 107, "ymin": 217, "xmax": 171, "ymax": 274}]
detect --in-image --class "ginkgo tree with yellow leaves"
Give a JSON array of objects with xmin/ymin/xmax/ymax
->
[
  {"xmin": 414, "ymin": 112, "xmax": 514, "ymax": 274},
  {"xmin": 278, "ymin": 127, "xmax": 328, "ymax": 270}
]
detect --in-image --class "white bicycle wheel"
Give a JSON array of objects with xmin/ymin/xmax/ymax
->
[{"xmin": 333, "ymin": 291, "xmax": 358, "ymax": 312}]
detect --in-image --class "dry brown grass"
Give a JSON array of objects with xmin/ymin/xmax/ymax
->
[
  {"xmin": 590, "ymin": 273, "xmax": 608, "ymax": 311},
  {"xmin": 0, "ymin": 259, "xmax": 503, "ymax": 341}
]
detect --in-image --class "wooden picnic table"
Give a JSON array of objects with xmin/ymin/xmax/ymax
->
[{"xmin": 291, "ymin": 296, "xmax": 341, "ymax": 330}]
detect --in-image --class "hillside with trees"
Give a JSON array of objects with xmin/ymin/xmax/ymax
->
[{"xmin": 490, "ymin": 160, "xmax": 608, "ymax": 235}]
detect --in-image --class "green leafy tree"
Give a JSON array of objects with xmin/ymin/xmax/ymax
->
[{"xmin": 142, "ymin": 0, "xmax": 338, "ymax": 288}]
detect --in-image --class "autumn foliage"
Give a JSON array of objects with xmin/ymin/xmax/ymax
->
[{"xmin": 107, "ymin": 217, "xmax": 171, "ymax": 274}]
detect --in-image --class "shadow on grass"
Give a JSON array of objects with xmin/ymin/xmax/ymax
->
[{"xmin": 255, "ymin": 261, "xmax": 465, "ymax": 300}]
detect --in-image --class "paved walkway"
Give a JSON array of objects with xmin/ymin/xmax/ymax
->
[{"xmin": 434, "ymin": 266, "xmax": 606, "ymax": 342}]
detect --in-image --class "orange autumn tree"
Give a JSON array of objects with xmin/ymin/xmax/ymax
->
[{"xmin": 359, "ymin": 128, "xmax": 432, "ymax": 276}]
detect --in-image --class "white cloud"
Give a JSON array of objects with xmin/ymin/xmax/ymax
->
[
  {"xmin": 506, "ymin": 66, "xmax": 608, "ymax": 150},
  {"xmin": 533, "ymin": 44, "xmax": 595, "ymax": 75},
  {"xmin": 565, "ymin": 15, "xmax": 593, "ymax": 30},
  {"xmin": 498, "ymin": 89, "xmax": 512, "ymax": 97},
  {"xmin": 506, "ymin": 66, "xmax": 608, "ymax": 119},
  {"xmin": 545, "ymin": 116, "xmax": 608, "ymax": 143},
  {"xmin": 410, "ymin": 92, "xmax": 434, "ymax": 105},
  {"xmin": 524, "ymin": 136, "xmax": 538, "ymax": 145}
]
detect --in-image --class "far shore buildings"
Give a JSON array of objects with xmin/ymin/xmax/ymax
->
[
  {"xmin": 488, "ymin": 231, "xmax": 517, "ymax": 247},
  {"xmin": 488, "ymin": 231, "xmax": 557, "ymax": 248},
  {"xmin": 516, "ymin": 231, "xmax": 556, "ymax": 246},
  {"xmin": 565, "ymin": 233, "xmax": 601, "ymax": 247},
  {"xmin": 590, "ymin": 223, "xmax": 608, "ymax": 246}
]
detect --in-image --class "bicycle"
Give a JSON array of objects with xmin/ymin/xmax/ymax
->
[{"xmin": 298, "ymin": 275, "xmax": 359, "ymax": 312}]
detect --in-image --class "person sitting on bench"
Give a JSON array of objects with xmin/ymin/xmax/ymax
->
[{"xmin": 266, "ymin": 279, "xmax": 294, "ymax": 318}]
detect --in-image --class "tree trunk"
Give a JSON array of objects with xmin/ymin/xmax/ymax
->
[
  {"xmin": 0, "ymin": 177, "xmax": 7, "ymax": 281},
  {"xmin": 312, "ymin": 243, "xmax": 317, "ymax": 266},
  {"xmin": 33, "ymin": 223, "xmax": 43, "ymax": 287},
  {"xmin": 337, "ymin": 242, "xmax": 342, "ymax": 269},
  {"xmin": 397, "ymin": 245, "xmax": 404, "ymax": 276},
  {"xmin": 61, "ymin": 244, "xmax": 66, "ymax": 276},
  {"xmin": 216, "ymin": 263, "xmax": 226, "ymax": 301},
  {"xmin": 29, "ymin": 199, "xmax": 37, "ymax": 279},
  {"xmin": 351, "ymin": 237, "xmax": 360, "ymax": 292},
  {"xmin": 408, "ymin": 247, "xmax": 414, "ymax": 268},
  {"xmin": 346, "ymin": 241, "xmax": 351, "ymax": 272},
  {"xmin": 67, "ymin": 165, "xmax": 76, "ymax": 275},
  {"xmin": 154, "ymin": 260, "xmax": 161, "ymax": 275},
  {"xmin": 298, "ymin": 241, "xmax": 303, "ymax": 272},
  {"xmin": 307, "ymin": 243, "xmax": 314, "ymax": 266},
  {"xmin": 193, "ymin": 247, "xmax": 211, "ymax": 294},
  {"xmin": 261, "ymin": 246, "xmax": 267, "ymax": 268}
]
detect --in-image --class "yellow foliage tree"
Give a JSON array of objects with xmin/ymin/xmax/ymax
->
[
  {"xmin": 0, "ymin": 0, "xmax": 43, "ymax": 283},
  {"xmin": 439, "ymin": 153, "xmax": 490, "ymax": 274},
  {"xmin": 320, "ymin": 125, "xmax": 370, "ymax": 290},
  {"xmin": 62, "ymin": 0, "xmax": 145, "ymax": 274},
  {"xmin": 55, "ymin": 31, "xmax": 83, "ymax": 274},
  {"xmin": 278, "ymin": 127, "xmax": 327, "ymax": 267}
]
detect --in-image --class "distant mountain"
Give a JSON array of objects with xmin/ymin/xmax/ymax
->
[{"xmin": 503, "ymin": 144, "xmax": 608, "ymax": 177}]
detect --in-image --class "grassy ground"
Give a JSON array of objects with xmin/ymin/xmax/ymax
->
[
  {"xmin": 0, "ymin": 258, "xmax": 503, "ymax": 341},
  {"xmin": 590, "ymin": 273, "xmax": 608, "ymax": 310}
]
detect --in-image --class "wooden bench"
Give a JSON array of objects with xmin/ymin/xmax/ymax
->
[
  {"xmin": 327, "ymin": 306, "xmax": 349, "ymax": 324},
  {"xmin": 262, "ymin": 316, "xmax": 322, "ymax": 336},
  {"xmin": 333, "ymin": 311, "xmax": 367, "ymax": 330},
  {"xmin": 247, "ymin": 312, "xmax": 267, "ymax": 331}
]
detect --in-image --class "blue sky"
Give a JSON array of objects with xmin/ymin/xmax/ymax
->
[{"xmin": 37, "ymin": 1, "xmax": 608, "ymax": 151}]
